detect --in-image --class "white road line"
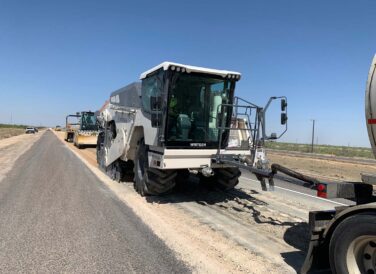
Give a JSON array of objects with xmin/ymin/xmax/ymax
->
[{"xmin": 241, "ymin": 176, "xmax": 348, "ymax": 206}]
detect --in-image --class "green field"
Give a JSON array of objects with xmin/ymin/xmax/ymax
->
[{"xmin": 265, "ymin": 141, "xmax": 374, "ymax": 159}]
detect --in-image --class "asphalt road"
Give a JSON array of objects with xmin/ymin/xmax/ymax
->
[{"xmin": 0, "ymin": 131, "xmax": 190, "ymax": 273}]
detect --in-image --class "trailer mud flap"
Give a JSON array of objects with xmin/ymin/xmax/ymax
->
[{"xmin": 301, "ymin": 210, "xmax": 335, "ymax": 274}]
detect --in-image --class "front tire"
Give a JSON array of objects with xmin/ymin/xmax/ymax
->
[
  {"xmin": 133, "ymin": 139, "xmax": 176, "ymax": 196},
  {"xmin": 329, "ymin": 213, "xmax": 376, "ymax": 274}
]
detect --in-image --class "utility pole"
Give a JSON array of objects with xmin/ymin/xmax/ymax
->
[
  {"xmin": 311, "ymin": 119, "xmax": 315, "ymax": 153},
  {"xmin": 10, "ymin": 113, "xmax": 13, "ymax": 125}
]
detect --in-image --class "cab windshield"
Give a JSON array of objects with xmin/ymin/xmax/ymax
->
[
  {"xmin": 81, "ymin": 113, "xmax": 98, "ymax": 131},
  {"xmin": 166, "ymin": 74, "xmax": 233, "ymax": 147}
]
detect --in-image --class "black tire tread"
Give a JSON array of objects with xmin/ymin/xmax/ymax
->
[
  {"xmin": 200, "ymin": 167, "xmax": 241, "ymax": 191},
  {"xmin": 329, "ymin": 213, "xmax": 376, "ymax": 274},
  {"xmin": 133, "ymin": 139, "xmax": 176, "ymax": 196}
]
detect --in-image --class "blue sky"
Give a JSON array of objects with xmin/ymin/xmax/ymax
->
[{"xmin": 0, "ymin": 0, "xmax": 375, "ymax": 147}]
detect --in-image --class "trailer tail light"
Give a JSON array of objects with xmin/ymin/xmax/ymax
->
[{"xmin": 317, "ymin": 183, "xmax": 327, "ymax": 198}]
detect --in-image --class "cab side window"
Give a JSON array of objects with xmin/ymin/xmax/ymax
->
[{"xmin": 141, "ymin": 72, "xmax": 162, "ymax": 113}]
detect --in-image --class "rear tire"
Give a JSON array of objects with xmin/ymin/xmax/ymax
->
[
  {"xmin": 199, "ymin": 167, "xmax": 241, "ymax": 190},
  {"xmin": 96, "ymin": 131, "xmax": 105, "ymax": 166},
  {"xmin": 133, "ymin": 139, "xmax": 176, "ymax": 196},
  {"xmin": 329, "ymin": 213, "xmax": 376, "ymax": 274}
]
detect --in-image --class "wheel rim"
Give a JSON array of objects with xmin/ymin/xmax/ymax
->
[{"xmin": 346, "ymin": 236, "xmax": 376, "ymax": 274}]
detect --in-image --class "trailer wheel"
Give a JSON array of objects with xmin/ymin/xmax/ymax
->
[
  {"xmin": 133, "ymin": 139, "xmax": 176, "ymax": 196},
  {"xmin": 199, "ymin": 167, "xmax": 241, "ymax": 190},
  {"xmin": 329, "ymin": 213, "xmax": 376, "ymax": 274}
]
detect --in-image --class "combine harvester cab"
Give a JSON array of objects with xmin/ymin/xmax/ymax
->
[{"xmin": 97, "ymin": 62, "xmax": 288, "ymax": 195}]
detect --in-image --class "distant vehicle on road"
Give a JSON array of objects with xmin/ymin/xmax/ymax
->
[
  {"xmin": 25, "ymin": 127, "xmax": 36, "ymax": 134},
  {"xmin": 34, "ymin": 127, "xmax": 39, "ymax": 133}
]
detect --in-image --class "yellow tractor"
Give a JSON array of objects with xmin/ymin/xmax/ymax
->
[{"xmin": 64, "ymin": 111, "xmax": 99, "ymax": 149}]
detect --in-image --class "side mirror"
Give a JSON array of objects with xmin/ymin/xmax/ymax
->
[
  {"xmin": 281, "ymin": 113, "xmax": 288, "ymax": 125},
  {"xmin": 281, "ymin": 99, "xmax": 287, "ymax": 111},
  {"xmin": 269, "ymin": 133, "xmax": 277, "ymax": 139},
  {"xmin": 150, "ymin": 96, "xmax": 162, "ymax": 111}
]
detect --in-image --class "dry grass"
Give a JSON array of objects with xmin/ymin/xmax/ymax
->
[
  {"xmin": 0, "ymin": 128, "xmax": 25, "ymax": 140},
  {"xmin": 265, "ymin": 141, "xmax": 373, "ymax": 159}
]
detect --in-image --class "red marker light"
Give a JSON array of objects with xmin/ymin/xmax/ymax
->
[{"xmin": 317, "ymin": 183, "xmax": 327, "ymax": 198}]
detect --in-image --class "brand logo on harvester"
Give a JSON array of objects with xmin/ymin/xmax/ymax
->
[{"xmin": 190, "ymin": 143, "xmax": 206, "ymax": 147}]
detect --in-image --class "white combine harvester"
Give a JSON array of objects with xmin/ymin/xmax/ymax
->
[
  {"xmin": 96, "ymin": 62, "xmax": 287, "ymax": 195},
  {"xmin": 97, "ymin": 58, "xmax": 376, "ymax": 273}
]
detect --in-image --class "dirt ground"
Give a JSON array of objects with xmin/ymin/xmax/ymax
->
[
  {"xmin": 3, "ymin": 130, "xmax": 362, "ymax": 273},
  {"xmin": 268, "ymin": 151, "xmax": 376, "ymax": 182},
  {"xmin": 54, "ymin": 131, "xmax": 295, "ymax": 273},
  {"xmin": 53, "ymin": 131, "xmax": 351, "ymax": 273},
  {"xmin": 3, "ymin": 131, "xmax": 371, "ymax": 273},
  {"xmin": 0, "ymin": 128, "xmax": 25, "ymax": 140}
]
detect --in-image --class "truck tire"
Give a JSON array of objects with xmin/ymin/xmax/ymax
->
[
  {"xmin": 104, "ymin": 161, "xmax": 121, "ymax": 183},
  {"xmin": 199, "ymin": 167, "xmax": 241, "ymax": 190},
  {"xmin": 133, "ymin": 139, "xmax": 176, "ymax": 196},
  {"xmin": 329, "ymin": 213, "xmax": 376, "ymax": 274},
  {"xmin": 96, "ymin": 131, "xmax": 105, "ymax": 166}
]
